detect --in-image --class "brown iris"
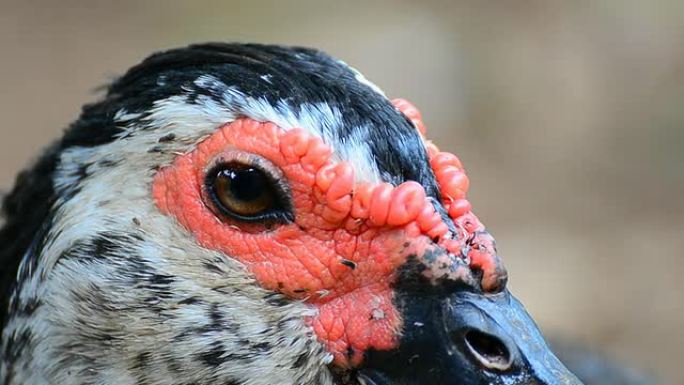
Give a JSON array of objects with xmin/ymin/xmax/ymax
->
[{"xmin": 210, "ymin": 162, "xmax": 280, "ymax": 220}]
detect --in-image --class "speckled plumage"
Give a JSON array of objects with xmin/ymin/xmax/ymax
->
[{"xmin": 0, "ymin": 43, "xmax": 424, "ymax": 385}]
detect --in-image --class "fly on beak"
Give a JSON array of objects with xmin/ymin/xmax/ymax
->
[
  {"xmin": 341, "ymin": 230, "xmax": 583, "ymax": 385},
  {"xmin": 357, "ymin": 288, "xmax": 583, "ymax": 385}
]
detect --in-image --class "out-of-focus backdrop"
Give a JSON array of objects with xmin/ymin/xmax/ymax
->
[{"xmin": 1, "ymin": 1, "xmax": 682, "ymax": 383}]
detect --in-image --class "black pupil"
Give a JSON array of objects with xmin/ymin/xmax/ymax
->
[{"xmin": 223, "ymin": 168, "xmax": 267, "ymax": 201}]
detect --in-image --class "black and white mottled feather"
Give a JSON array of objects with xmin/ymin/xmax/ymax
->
[{"xmin": 0, "ymin": 43, "xmax": 435, "ymax": 385}]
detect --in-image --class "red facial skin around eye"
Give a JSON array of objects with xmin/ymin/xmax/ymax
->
[{"xmin": 152, "ymin": 111, "xmax": 497, "ymax": 366}]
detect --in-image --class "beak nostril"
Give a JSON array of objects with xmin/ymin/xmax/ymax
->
[{"xmin": 463, "ymin": 329, "xmax": 513, "ymax": 372}]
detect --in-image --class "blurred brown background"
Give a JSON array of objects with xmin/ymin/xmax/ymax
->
[{"xmin": 1, "ymin": 1, "xmax": 682, "ymax": 383}]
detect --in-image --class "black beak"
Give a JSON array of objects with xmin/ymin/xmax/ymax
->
[{"xmin": 357, "ymin": 289, "xmax": 583, "ymax": 385}]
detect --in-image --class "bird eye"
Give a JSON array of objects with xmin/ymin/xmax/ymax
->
[{"xmin": 207, "ymin": 162, "xmax": 290, "ymax": 223}]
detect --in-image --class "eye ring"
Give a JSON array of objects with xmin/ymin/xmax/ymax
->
[{"xmin": 204, "ymin": 152, "xmax": 293, "ymax": 224}]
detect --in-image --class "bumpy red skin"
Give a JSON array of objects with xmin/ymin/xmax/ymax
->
[{"xmin": 152, "ymin": 101, "xmax": 502, "ymax": 367}]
